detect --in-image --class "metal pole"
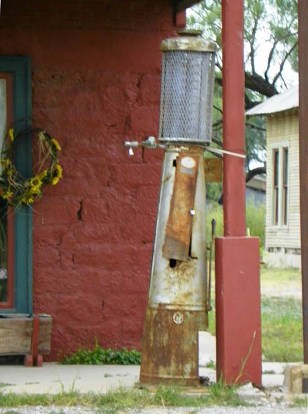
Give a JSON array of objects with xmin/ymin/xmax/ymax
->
[
  {"xmin": 298, "ymin": 0, "xmax": 308, "ymax": 364},
  {"xmin": 222, "ymin": 0, "xmax": 246, "ymax": 237}
]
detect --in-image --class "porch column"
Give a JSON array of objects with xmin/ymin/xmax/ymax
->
[
  {"xmin": 298, "ymin": 0, "xmax": 308, "ymax": 367},
  {"xmin": 215, "ymin": 0, "xmax": 262, "ymax": 385}
]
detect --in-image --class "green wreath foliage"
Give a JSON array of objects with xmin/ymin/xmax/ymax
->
[{"xmin": 0, "ymin": 128, "xmax": 63, "ymax": 207}]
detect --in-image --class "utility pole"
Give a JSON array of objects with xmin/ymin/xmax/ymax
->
[{"xmin": 298, "ymin": 0, "xmax": 308, "ymax": 370}]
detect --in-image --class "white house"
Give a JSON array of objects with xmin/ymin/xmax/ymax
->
[{"xmin": 246, "ymin": 86, "xmax": 300, "ymax": 268}]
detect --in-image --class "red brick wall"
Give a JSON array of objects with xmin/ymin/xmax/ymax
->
[{"xmin": 0, "ymin": 0, "xmax": 177, "ymax": 359}]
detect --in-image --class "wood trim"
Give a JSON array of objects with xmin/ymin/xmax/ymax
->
[
  {"xmin": 0, "ymin": 72, "xmax": 14, "ymax": 309},
  {"xmin": 0, "ymin": 57, "xmax": 32, "ymax": 314}
]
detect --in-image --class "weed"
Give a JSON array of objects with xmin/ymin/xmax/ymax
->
[
  {"xmin": 207, "ymin": 381, "xmax": 244, "ymax": 406},
  {"xmin": 96, "ymin": 387, "xmax": 150, "ymax": 409},
  {"xmin": 61, "ymin": 342, "xmax": 141, "ymax": 365},
  {"xmin": 205, "ymin": 359, "xmax": 216, "ymax": 369},
  {"xmin": 291, "ymin": 395, "xmax": 308, "ymax": 407}
]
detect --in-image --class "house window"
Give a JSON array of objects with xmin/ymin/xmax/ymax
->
[
  {"xmin": 272, "ymin": 146, "xmax": 289, "ymax": 226},
  {"xmin": 0, "ymin": 57, "xmax": 32, "ymax": 314}
]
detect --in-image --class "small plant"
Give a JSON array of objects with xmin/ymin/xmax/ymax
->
[
  {"xmin": 61, "ymin": 342, "xmax": 141, "ymax": 365},
  {"xmin": 208, "ymin": 380, "xmax": 244, "ymax": 406},
  {"xmin": 205, "ymin": 359, "xmax": 216, "ymax": 369}
]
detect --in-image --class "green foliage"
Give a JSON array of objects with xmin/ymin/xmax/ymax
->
[
  {"xmin": 206, "ymin": 201, "xmax": 265, "ymax": 249},
  {"xmin": 206, "ymin": 182, "xmax": 222, "ymax": 203},
  {"xmin": 188, "ymin": 0, "xmax": 298, "ymax": 80},
  {"xmin": 61, "ymin": 343, "xmax": 141, "ymax": 365},
  {"xmin": 188, "ymin": 0, "xmax": 298, "ymax": 170},
  {"xmin": 246, "ymin": 202, "xmax": 266, "ymax": 248}
]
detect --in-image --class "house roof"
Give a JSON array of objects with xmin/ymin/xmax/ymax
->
[{"xmin": 246, "ymin": 85, "xmax": 298, "ymax": 116}]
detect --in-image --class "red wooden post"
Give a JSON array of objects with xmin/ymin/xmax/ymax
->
[{"xmin": 215, "ymin": 0, "xmax": 262, "ymax": 385}]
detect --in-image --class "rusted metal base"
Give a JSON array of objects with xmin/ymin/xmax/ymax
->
[{"xmin": 140, "ymin": 305, "xmax": 207, "ymax": 385}]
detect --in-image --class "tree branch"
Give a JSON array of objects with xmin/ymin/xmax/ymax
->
[
  {"xmin": 272, "ymin": 41, "xmax": 298, "ymax": 86},
  {"xmin": 246, "ymin": 166, "xmax": 266, "ymax": 183},
  {"xmin": 245, "ymin": 72, "xmax": 278, "ymax": 97}
]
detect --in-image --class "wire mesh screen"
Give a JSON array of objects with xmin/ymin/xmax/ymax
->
[{"xmin": 159, "ymin": 50, "xmax": 216, "ymax": 144}]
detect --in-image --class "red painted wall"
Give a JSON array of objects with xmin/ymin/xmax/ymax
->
[{"xmin": 0, "ymin": 0, "xmax": 177, "ymax": 359}]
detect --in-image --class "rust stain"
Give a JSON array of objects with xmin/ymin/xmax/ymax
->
[
  {"xmin": 204, "ymin": 158, "xmax": 222, "ymax": 182},
  {"xmin": 140, "ymin": 305, "xmax": 206, "ymax": 385},
  {"xmin": 163, "ymin": 151, "xmax": 199, "ymax": 261}
]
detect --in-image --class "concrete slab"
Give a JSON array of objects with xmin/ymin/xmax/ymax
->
[
  {"xmin": 199, "ymin": 331, "xmax": 216, "ymax": 366},
  {"xmin": 0, "ymin": 333, "xmax": 292, "ymax": 395},
  {"xmin": 0, "ymin": 364, "xmax": 140, "ymax": 394}
]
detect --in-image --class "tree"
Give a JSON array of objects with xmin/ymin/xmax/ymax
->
[{"xmin": 188, "ymin": 0, "xmax": 298, "ymax": 180}]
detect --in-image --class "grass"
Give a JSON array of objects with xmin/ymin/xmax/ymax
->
[
  {"xmin": 262, "ymin": 296, "xmax": 302, "ymax": 361},
  {"xmin": 0, "ymin": 384, "xmax": 244, "ymax": 410},
  {"xmin": 206, "ymin": 265, "xmax": 303, "ymax": 362},
  {"xmin": 260, "ymin": 266, "xmax": 303, "ymax": 362}
]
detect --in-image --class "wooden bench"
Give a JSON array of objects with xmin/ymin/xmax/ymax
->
[{"xmin": 0, "ymin": 314, "xmax": 52, "ymax": 366}]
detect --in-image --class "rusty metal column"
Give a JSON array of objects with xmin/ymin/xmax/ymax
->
[
  {"xmin": 215, "ymin": 0, "xmax": 262, "ymax": 385},
  {"xmin": 298, "ymin": 0, "xmax": 308, "ymax": 365}
]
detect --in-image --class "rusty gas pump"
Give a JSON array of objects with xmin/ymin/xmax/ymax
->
[{"xmin": 125, "ymin": 33, "xmax": 217, "ymax": 385}]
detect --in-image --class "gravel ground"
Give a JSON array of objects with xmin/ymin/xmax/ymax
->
[{"xmin": 0, "ymin": 406, "xmax": 307, "ymax": 414}]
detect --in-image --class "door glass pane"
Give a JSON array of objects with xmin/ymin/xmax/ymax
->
[{"xmin": 0, "ymin": 78, "xmax": 8, "ymax": 301}]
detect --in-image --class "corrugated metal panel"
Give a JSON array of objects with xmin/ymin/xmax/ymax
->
[{"xmin": 246, "ymin": 85, "xmax": 298, "ymax": 116}]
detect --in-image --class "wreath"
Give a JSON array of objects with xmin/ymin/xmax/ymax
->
[{"xmin": 0, "ymin": 128, "xmax": 63, "ymax": 207}]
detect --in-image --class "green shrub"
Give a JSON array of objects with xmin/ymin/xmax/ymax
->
[
  {"xmin": 246, "ymin": 202, "xmax": 265, "ymax": 248},
  {"xmin": 206, "ymin": 201, "xmax": 265, "ymax": 250},
  {"xmin": 61, "ymin": 343, "xmax": 141, "ymax": 365}
]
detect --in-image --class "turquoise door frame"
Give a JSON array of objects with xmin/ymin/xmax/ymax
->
[{"xmin": 0, "ymin": 56, "xmax": 32, "ymax": 314}]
